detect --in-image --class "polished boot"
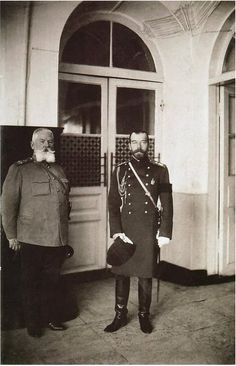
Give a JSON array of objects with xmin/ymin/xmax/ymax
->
[
  {"xmin": 48, "ymin": 322, "xmax": 67, "ymax": 331},
  {"xmin": 104, "ymin": 275, "xmax": 130, "ymax": 332},
  {"xmin": 138, "ymin": 278, "xmax": 153, "ymax": 334}
]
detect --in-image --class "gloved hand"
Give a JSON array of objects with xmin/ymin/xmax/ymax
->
[
  {"xmin": 112, "ymin": 233, "xmax": 133, "ymax": 244},
  {"xmin": 8, "ymin": 238, "xmax": 21, "ymax": 251},
  {"xmin": 157, "ymin": 236, "xmax": 170, "ymax": 248}
]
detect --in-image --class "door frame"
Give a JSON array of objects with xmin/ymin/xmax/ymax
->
[
  {"xmin": 218, "ymin": 84, "xmax": 235, "ymax": 275},
  {"xmin": 207, "ymin": 79, "xmax": 235, "ymax": 276}
]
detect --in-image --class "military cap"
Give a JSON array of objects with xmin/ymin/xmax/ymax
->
[{"xmin": 107, "ymin": 237, "xmax": 136, "ymax": 266}]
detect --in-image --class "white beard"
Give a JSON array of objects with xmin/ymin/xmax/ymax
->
[{"xmin": 34, "ymin": 150, "xmax": 55, "ymax": 163}]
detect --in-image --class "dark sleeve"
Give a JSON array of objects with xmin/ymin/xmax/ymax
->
[
  {"xmin": 108, "ymin": 167, "xmax": 122, "ymax": 237},
  {"xmin": 159, "ymin": 166, "xmax": 173, "ymax": 239},
  {"xmin": 1, "ymin": 164, "xmax": 22, "ymax": 239}
]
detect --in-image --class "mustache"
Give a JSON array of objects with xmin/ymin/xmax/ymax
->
[
  {"xmin": 40, "ymin": 148, "xmax": 55, "ymax": 153},
  {"xmin": 133, "ymin": 148, "xmax": 145, "ymax": 154},
  {"xmin": 34, "ymin": 149, "xmax": 55, "ymax": 163}
]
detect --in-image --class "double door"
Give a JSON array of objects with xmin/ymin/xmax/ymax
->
[{"xmin": 59, "ymin": 74, "xmax": 162, "ymax": 274}]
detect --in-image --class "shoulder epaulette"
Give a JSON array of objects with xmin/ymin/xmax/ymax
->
[
  {"xmin": 150, "ymin": 159, "xmax": 166, "ymax": 168},
  {"xmin": 16, "ymin": 157, "xmax": 33, "ymax": 166}
]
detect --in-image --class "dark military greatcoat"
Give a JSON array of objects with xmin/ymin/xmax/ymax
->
[{"xmin": 108, "ymin": 156, "xmax": 173, "ymax": 278}]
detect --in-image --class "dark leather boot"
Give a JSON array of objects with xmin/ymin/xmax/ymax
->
[
  {"xmin": 138, "ymin": 278, "xmax": 153, "ymax": 334},
  {"xmin": 104, "ymin": 276, "xmax": 130, "ymax": 332}
]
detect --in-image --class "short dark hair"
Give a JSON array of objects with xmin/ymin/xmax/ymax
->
[{"xmin": 128, "ymin": 130, "xmax": 149, "ymax": 143}]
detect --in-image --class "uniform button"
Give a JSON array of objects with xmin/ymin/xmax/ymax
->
[
  {"xmin": 128, "ymin": 211, "xmax": 132, "ymax": 214},
  {"xmin": 145, "ymin": 183, "xmax": 149, "ymax": 186},
  {"xmin": 147, "ymin": 166, "xmax": 150, "ymax": 169},
  {"xmin": 128, "ymin": 193, "xmax": 131, "ymax": 196},
  {"xmin": 128, "ymin": 168, "xmax": 131, "ymax": 171},
  {"xmin": 128, "ymin": 184, "xmax": 131, "ymax": 187},
  {"xmin": 145, "ymin": 211, "xmax": 148, "ymax": 214},
  {"xmin": 145, "ymin": 201, "xmax": 148, "ymax": 205},
  {"xmin": 146, "ymin": 174, "xmax": 149, "ymax": 177},
  {"xmin": 128, "ymin": 202, "xmax": 131, "ymax": 205},
  {"xmin": 128, "ymin": 175, "xmax": 131, "ymax": 178}
]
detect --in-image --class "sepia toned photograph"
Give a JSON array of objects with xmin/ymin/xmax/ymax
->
[{"xmin": 1, "ymin": 0, "xmax": 235, "ymax": 364}]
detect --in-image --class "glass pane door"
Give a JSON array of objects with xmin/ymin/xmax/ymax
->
[
  {"xmin": 108, "ymin": 78, "xmax": 162, "ymax": 170},
  {"xmin": 58, "ymin": 73, "xmax": 108, "ymax": 274},
  {"xmin": 58, "ymin": 75, "xmax": 107, "ymax": 187}
]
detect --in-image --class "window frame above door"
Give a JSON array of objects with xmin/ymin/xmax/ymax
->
[{"xmin": 59, "ymin": 63, "xmax": 163, "ymax": 83}]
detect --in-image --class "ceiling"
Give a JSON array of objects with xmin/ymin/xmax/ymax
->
[{"xmin": 74, "ymin": 1, "xmax": 222, "ymax": 37}]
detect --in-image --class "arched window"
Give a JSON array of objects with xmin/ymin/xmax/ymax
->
[
  {"xmin": 222, "ymin": 36, "xmax": 235, "ymax": 73},
  {"xmin": 61, "ymin": 21, "xmax": 155, "ymax": 72},
  {"xmin": 59, "ymin": 19, "xmax": 159, "ymax": 187}
]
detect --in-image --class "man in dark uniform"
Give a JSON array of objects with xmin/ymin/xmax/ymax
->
[
  {"xmin": 2, "ymin": 128, "xmax": 70, "ymax": 337},
  {"xmin": 104, "ymin": 130, "xmax": 173, "ymax": 334}
]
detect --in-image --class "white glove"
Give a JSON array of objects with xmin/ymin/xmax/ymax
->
[
  {"xmin": 112, "ymin": 233, "xmax": 133, "ymax": 244},
  {"xmin": 157, "ymin": 236, "xmax": 170, "ymax": 248},
  {"xmin": 8, "ymin": 238, "xmax": 21, "ymax": 251}
]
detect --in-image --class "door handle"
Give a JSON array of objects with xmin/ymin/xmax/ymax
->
[{"xmin": 100, "ymin": 153, "xmax": 107, "ymax": 186}]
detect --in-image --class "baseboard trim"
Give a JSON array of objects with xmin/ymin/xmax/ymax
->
[
  {"xmin": 62, "ymin": 268, "xmax": 113, "ymax": 283},
  {"xmin": 155, "ymin": 261, "xmax": 235, "ymax": 286},
  {"xmin": 62, "ymin": 266, "xmax": 235, "ymax": 286}
]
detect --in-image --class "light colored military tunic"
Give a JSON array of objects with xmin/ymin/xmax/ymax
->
[
  {"xmin": 108, "ymin": 156, "xmax": 173, "ymax": 278},
  {"xmin": 2, "ymin": 158, "xmax": 70, "ymax": 247}
]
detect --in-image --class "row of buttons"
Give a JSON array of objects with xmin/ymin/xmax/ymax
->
[
  {"xmin": 128, "ymin": 201, "xmax": 149, "ymax": 214},
  {"xmin": 126, "ymin": 164, "xmax": 152, "ymax": 215},
  {"xmin": 128, "ymin": 211, "xmax": 149, "ymax": 214}
]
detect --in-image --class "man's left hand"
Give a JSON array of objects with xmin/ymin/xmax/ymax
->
[{"xmin": 157, "ymin": 236, "xmax": 170, "ymax": 248}]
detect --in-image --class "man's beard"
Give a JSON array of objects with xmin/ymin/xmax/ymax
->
[
  {"xmin": 34, "ymin": 149, "xmax": 55, "ymax": 163},
  {"xmin": 132, "ymin": 149, "xmax": 147, "ymax": 160}
]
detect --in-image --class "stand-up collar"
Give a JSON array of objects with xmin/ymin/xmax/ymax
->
[{"xmin": 130, "ymin": 155, "xmax": 149, "ymax": 166}]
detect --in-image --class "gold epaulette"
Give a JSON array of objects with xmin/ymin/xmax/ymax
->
[{"xmin": 16, "ymin": 157, "xmax": 33, "ymax": 166}]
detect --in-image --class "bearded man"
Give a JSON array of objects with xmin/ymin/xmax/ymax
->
[
  {"xmin": 2, "ymin": 128, "xmax": 70, "ymax": 337},
  {"xmin": 104, "ymin": 130, "xmax": 173, "ymax": 334}
]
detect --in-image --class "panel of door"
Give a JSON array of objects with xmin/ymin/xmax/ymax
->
[
  {"xmin": 58, "ymin": 73, "xmax": 108, "ymax": 274},
  {"xmin": 108, "ymin": 77, "xmax": 163, "ymax": 172},
  {"xmin": 107, "ymin": 78, "xmax": 163, "ymax": 243},
  {"xmin": 219, "ymin": 84, "xmax": 235, "ymax": 275}
]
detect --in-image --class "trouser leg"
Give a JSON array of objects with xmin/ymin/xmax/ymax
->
[
  {"xmin": 138, "ymin": 277, "xmax": 153, "ymax": 333},
  {"xmin": 21, "ymin": 243, "xmax": 43, "ymax": 334},
  {"xmin": 104, "ymin": 275, "xmax": 130, "ymax": 332},
  {"xmin": 40, "ymin": 246, "xmax": 65, "ymax": 326}
]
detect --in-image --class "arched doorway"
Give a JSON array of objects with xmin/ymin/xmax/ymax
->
[
  {"xmin": 58, "ymin": 18, "xmax": 163, "ymax": 274},
  {"xmin": 208, "ymin": 12, "xmax": 235, "ymax": 276}
]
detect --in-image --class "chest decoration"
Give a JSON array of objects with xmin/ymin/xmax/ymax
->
[
  {"xmin": 151, "ymin": 178, "xmax": 155, "ymax": 185},
  {"xmin": 117, "ymin": 167, "xmax": 128, "ymax": 210}
]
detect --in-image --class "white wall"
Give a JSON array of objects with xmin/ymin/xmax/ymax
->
[
  {"xmin": 1, "ymin": 2, "xmax": 30, "ymax": 125},
  {"xmin": 26, "ymin": 1, "xmax": 78, "ymax": 126}
]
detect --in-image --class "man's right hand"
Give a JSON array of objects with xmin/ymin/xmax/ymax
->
[
  {"xmin": 112, "ymin": 233, "xmax": 133, "ymax": 244},
  {"xmin": 8, "ymin": 238, "xmax": 21, "ymax": 251}
]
